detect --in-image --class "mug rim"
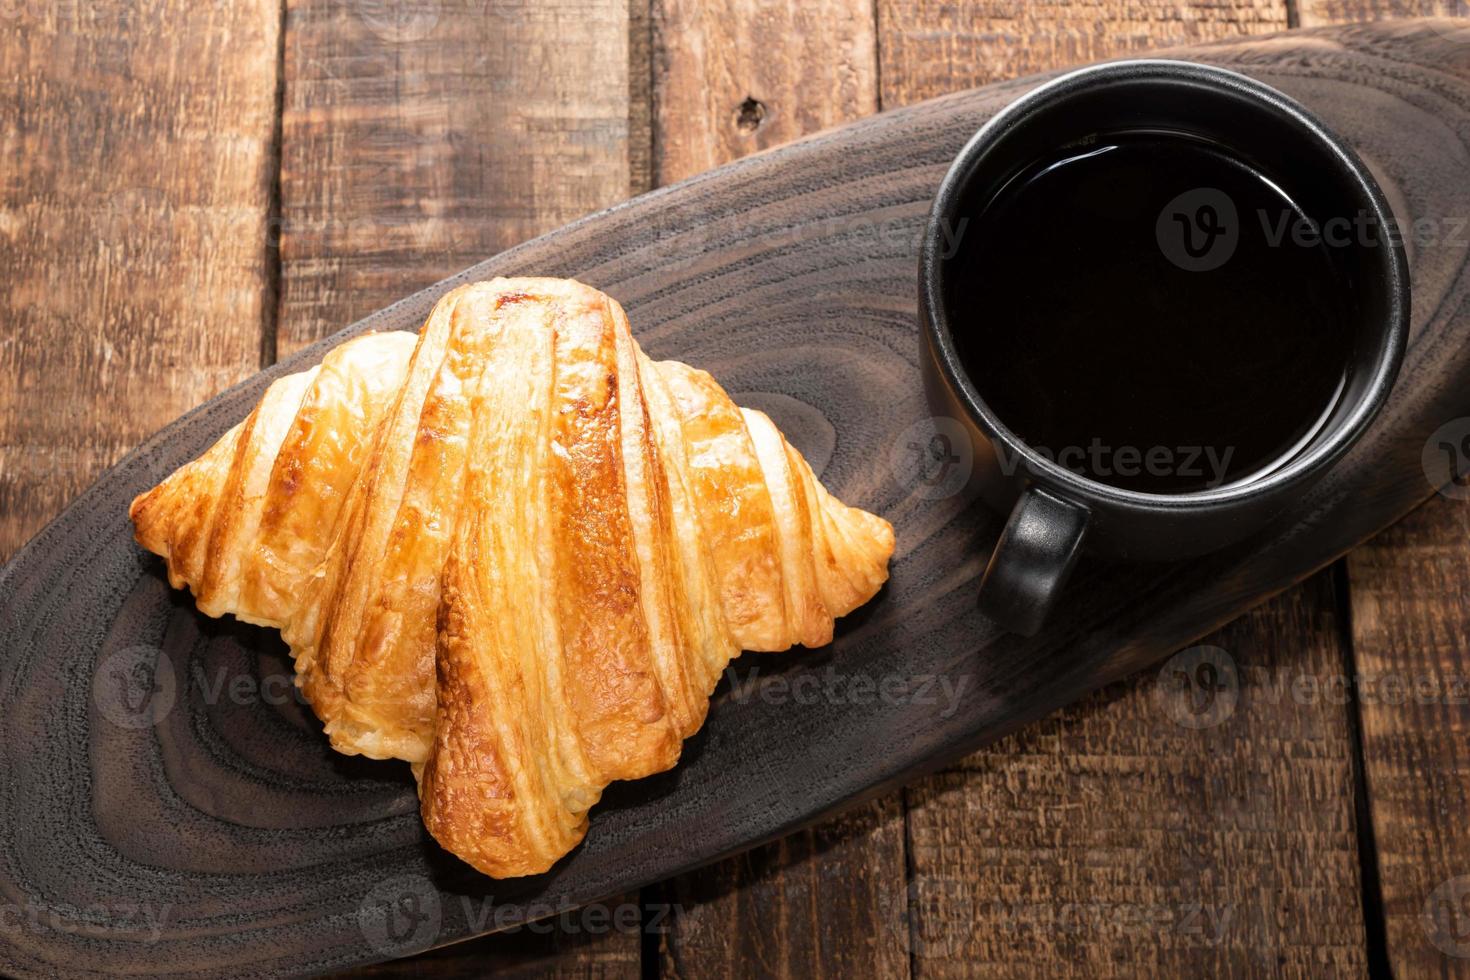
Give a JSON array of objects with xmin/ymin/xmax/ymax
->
[{"xmin": 919, "ymin": 58, "xmax": 1410, "ymax": 512}]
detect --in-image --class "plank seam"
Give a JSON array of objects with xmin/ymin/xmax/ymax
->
[
  {"xmin": 1334, "ymin": 558, "xmax": 1392, "ymax": 979},
  {"xmin": 899, "ymin": 785, "xmax": 918, "ymax": 979},
  {"xmin": 261, "ymin": 0, "xmax": 287, "ymax": 370},
  {"xmin": 636, "ymin": 0, "xmax": 656, "ymax": 197},
  {"xmin": 640, "ymin": 884, "xmax": 662, "ymax": 979},
  {"xmin": 871, "ymin": 0, "xmax": 884, "ymax": 112}
]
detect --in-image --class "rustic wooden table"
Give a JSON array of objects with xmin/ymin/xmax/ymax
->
[{"xmin": 4, "ymin": 1, "xmax": 1468, "ymax": 977}]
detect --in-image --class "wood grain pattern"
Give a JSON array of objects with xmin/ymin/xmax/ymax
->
[
  {"xmin": 651, "ymin": 0, "xmax": 879, "ymax": 183},
  {"xmin": 645, "ymin": 3, "xmax": 910, "ymax": 973},
  {"xmin": 875, "ymin": 0, "xmax": 1289, "ymax": 105},
  {"xmin": 1345, "ymin": 497, "xmax": 1470, "ymax": 977},
  {"xmin": 1286, "ymin": 2, "xmax": 1470, "ymax": 976},
  {"xmin": 904, "ymin": 573, "xmax": 1368, "ymax": 976},
  {"xmin": 1, "ymin": 22, "xmax": 1467, "ymax": 978},
  {"xmin": 280, "ymin": 1, "xmax": 645, "ymax": 974},
  {"xmin": 0, "ymin": 0, "xmax": 280, "ymax": 561},
  {"xmin": 661, "ymin": 797, "xmax": 910, "ymax": 979},
  {"xmin": 874, "ymin": 1, "xmax": 1375, "ymax": 974},
  {"xmin": 277, "ymin": 0, "xmax": 639, "ymax": 356},
  {"xmin": 1300, "ymin": 0, "xmax": 1470, "ymax": 28}
]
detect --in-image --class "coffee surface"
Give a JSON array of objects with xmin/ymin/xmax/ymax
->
[{"xmin": 947, "ymin": 131, "xmax": 1353, "ymax": 494}]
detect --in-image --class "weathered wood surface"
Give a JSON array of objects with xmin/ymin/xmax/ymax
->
[
  {"xmin": 0, "ymin": 0, "xmax": 281, "ymax": 560},
  {"xmin": 276, "ymin": 0, "xmax": 641, "ymax": 357},
  {"xmin": 650, "ymin": 0, "xmax": 879, "ymax": 184},
  {"xmin": 876, "ymin": 0, "xmax": 1290, "ymax": 100},
  {"xmin": 2, "ymin": 21, "xmax": 1468, "ymax": 978},
  {"xmin": 1343, "ymin": 501, "xmax": 1470, "ymax": 977},
  {"xmin": 903, "ymin": 576, "xmax": 1369, "ymax": 975},
  {"xmin": 1300, "ymin": 0, "xmax": 1470, "ymax": 29}
]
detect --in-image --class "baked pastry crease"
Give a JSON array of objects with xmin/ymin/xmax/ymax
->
[{"xmin": 130, "ymin": 277, "xmax": 895, "ymax": 877}]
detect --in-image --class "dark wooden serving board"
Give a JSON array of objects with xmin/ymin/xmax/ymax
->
[{"xmin": 2, "ymin": 20, "xmax": 1469, "ymax": 978}]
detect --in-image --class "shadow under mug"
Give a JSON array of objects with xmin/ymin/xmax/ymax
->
[{"xmin": 919, "ymin": 60, "xmax": 1409, "ymax": 636}]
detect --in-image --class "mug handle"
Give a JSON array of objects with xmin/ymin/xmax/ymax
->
[{"xmin": 978, "ymin": 486, "xmax": 1089, "ymax": 636}]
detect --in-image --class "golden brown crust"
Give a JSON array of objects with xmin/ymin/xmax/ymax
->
[{"xmin": 129, "ymin": 276, "xmax": 896, "ymax": 878}]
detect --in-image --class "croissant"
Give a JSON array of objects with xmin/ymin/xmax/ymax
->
[{"xmin": 130, "ymin": 277, "xmax": 894, "ymax": 877}]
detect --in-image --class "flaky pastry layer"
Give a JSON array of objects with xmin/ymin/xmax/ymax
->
[{"xmin": 131, "ymin": 277, "xmax": 894, "ymax": 877}]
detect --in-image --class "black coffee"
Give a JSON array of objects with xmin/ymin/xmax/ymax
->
[{"xmin": 946, "ymin": 131, "xmax": 1353, "ymax": 494}]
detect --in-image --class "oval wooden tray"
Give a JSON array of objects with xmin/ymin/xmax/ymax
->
[{"xmin": 2, "ymin": 20, "xmax": 1469, "ymax": 978}]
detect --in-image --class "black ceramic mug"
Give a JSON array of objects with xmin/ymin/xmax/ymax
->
[{"xmin": 920, "ymin": 60, "xmax": 1409, "ymax": 636}]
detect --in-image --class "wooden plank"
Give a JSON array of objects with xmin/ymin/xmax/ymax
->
[
  {"xmin": 1299, "ymin": 0, "xmax": 1468, "ymax": 27},
  {"xmin": 660, "ymin": 797, "xmax": 910, "ymax": 978},
  {"xmin": 644, "ymin": 1, "xmax": 911, "ymax": 975},
  {"xmin": 0, "ymin": 0, "xmax": 281, "ymax": 561},
  {"xmin": 630, "ymin": 0, "xmax": 655, "ymax": 197},
  {"xmin": 279, "ymin": 0, "xmax": 644, "ymax": 974},
  {"xmin": 650, "ymin": 0, "xmax": 880, "ymax": 183},
  {"xmin": 877, "ymin": 0, "xmax": 1289, "ymax": 105},
  {"xmin": 875, "ymin": 1, "xmax": 1374, "ymax": 974},
  {"xmin": 904, "ymin": 574, "xmax": 1368, "ymax": 975},
  {"xmin": 1345, "ymin": 495, "xmax": 1470, "ymax": 976},
  {"xmin": 1287, "ymin": 7, "xmax": 1470, "ymax": 977},
  {"xmin": 277, "ymin": 0, "xmax": 641, "ymax": 356}
]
